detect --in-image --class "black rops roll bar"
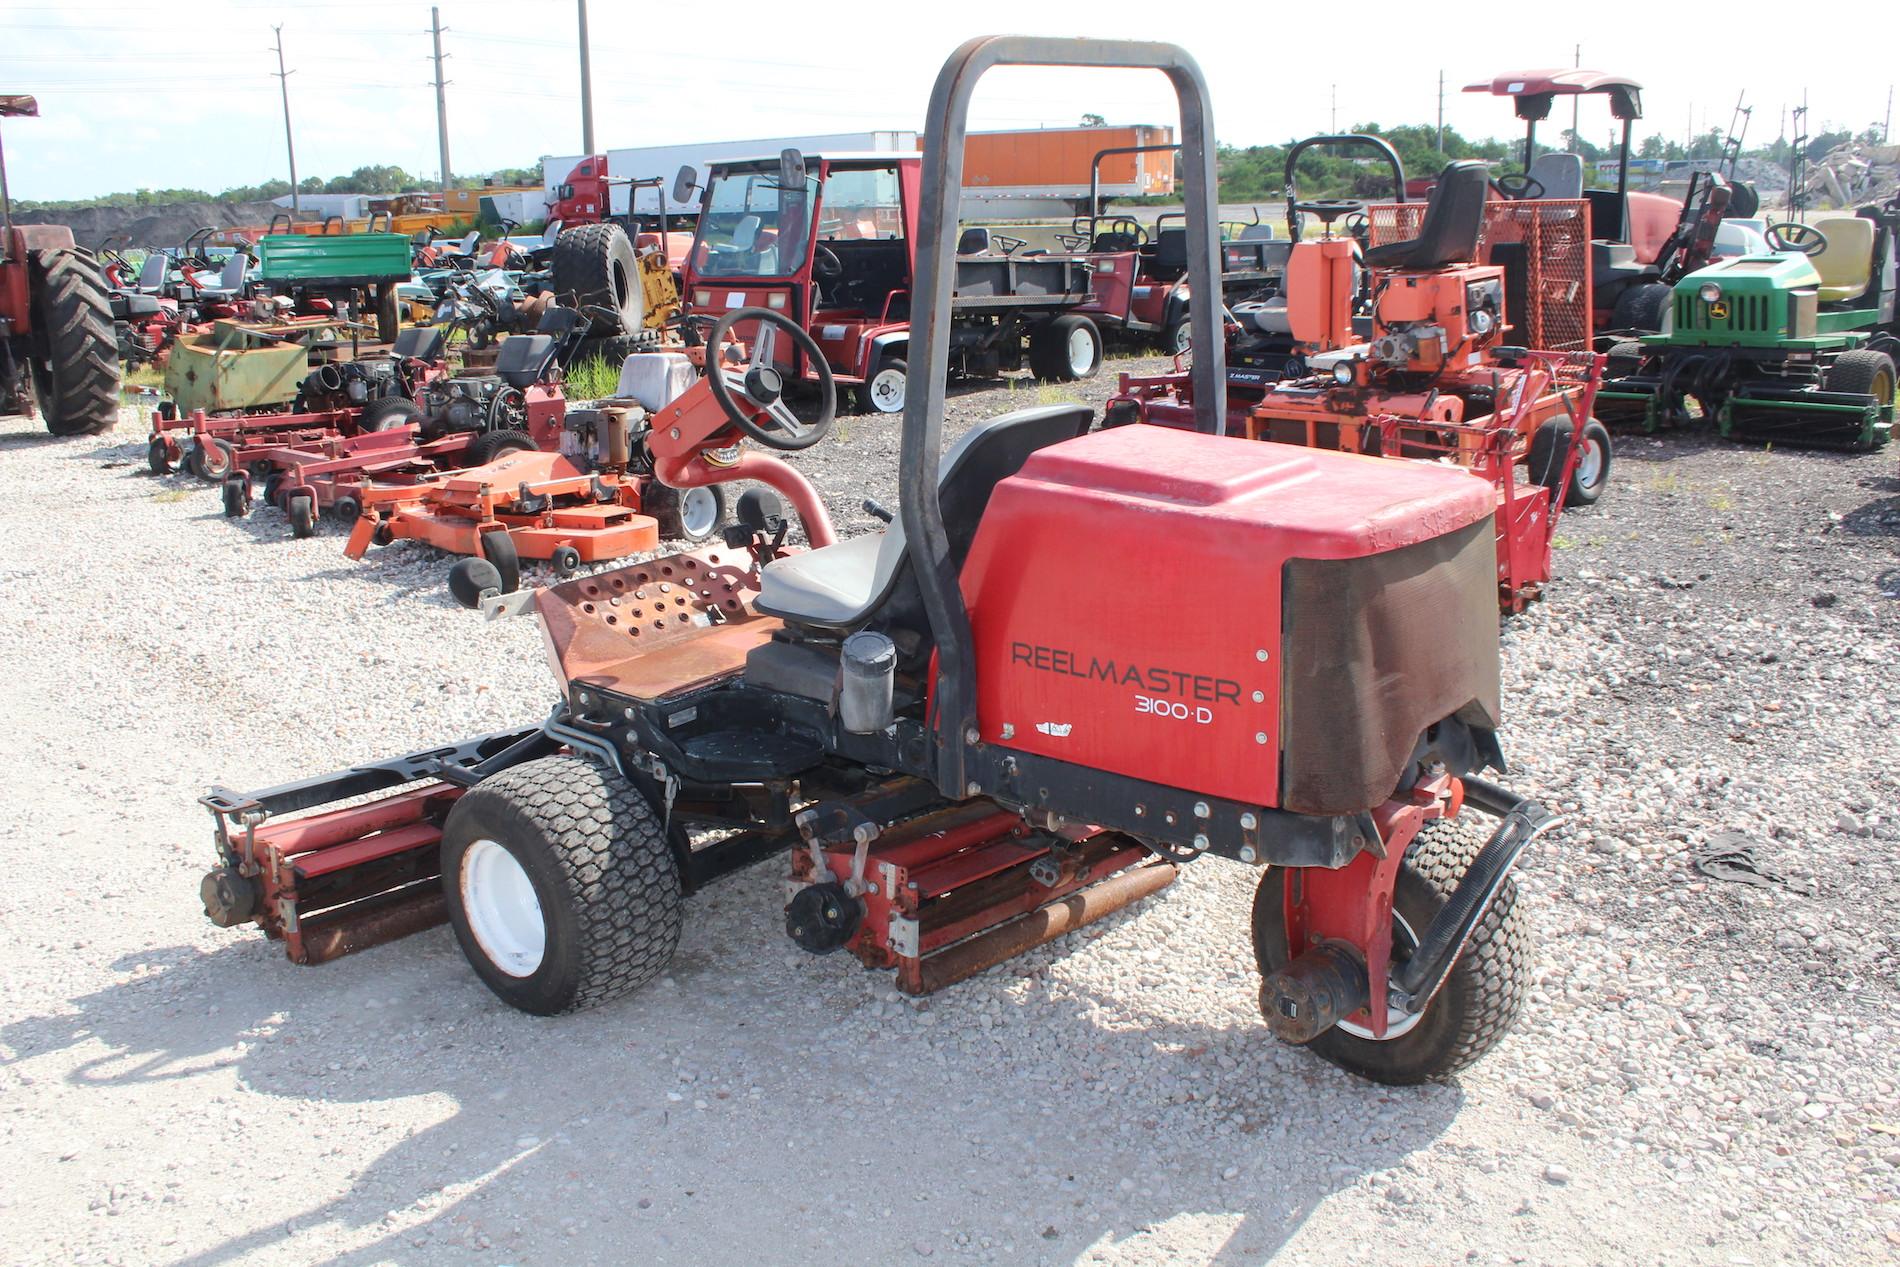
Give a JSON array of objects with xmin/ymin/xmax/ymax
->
[
  {"xmin": 907, "ymin": 36, "xmax": 1226, "ymax": 799},
  {"xmin": 1085, "ymin": 143, "xmax": 1180, "ymax": 243},
  {"xmin": 1282, "ymin": 134, "xmax": 1407, "ymax": 239}
]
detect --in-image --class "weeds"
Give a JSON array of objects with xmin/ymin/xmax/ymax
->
[{"xmin": 564, "ymin": 355, "xmax": 621, "ymax": 401}]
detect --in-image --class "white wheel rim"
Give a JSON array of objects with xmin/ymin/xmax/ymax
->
[
  {"xmin": 870, "ymin": 367, "xmax": 906, "ymax": 412},
  {"xmin": 680, "ymin": 485, "xmax": 719, "ymax": 539},
  {"xmin": 1067, "ymin": 326, "xmax": 1096, "ymax": 375},
  {"xmin": 1576, "ymin": 434, "xmax": 1603, "ymax": 489},
  {"xmin": 1172, "ymin": 323, "xmax": 1191, "ymax": 354},
  {"xmin": 1338, "ymin": 910, "xmax": 1425, "ymax": 1041},
  {"xmin": 460, "ymin": 838, "xmax": 545, "ymax": 977}
]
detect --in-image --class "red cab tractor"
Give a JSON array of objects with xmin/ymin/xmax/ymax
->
[
  {"xmin": 0, "ymin": 95, "xmax": 121, "ymax": 435},
  {"xmin": 196, "ymin": 38, "xmax": 1558, "ymax": 1086},
  {"xmin": 1111, "ymin": 160, "xmax": 1610, "ymax": 613},
  {"xmin": 675, "ymin": 149, "xmax": 1107, "ymax": 416}
]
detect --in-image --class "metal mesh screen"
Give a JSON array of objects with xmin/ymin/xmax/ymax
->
[{"xmin": 1367, "ymin": 199, "xmax": 1594, "ymax": 352}]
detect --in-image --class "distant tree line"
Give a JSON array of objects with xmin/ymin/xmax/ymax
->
[{"xmin": 15, "ymin": 163, "xmax": 545, "ymax": 213}]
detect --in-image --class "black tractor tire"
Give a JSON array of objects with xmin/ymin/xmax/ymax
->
[
  {"xmin": 466, "ymin": 428, "xmax": 536, "ymax": 467},
  {"xmin": 29, "ymin": 248, "xmax": 121, "ymax": 436},
  {"xmin": 147, "ymin": 437, "xmax": 171, "ymax": 475},
  {"xmin": 1604, "ymin": 339, "xmax": 1647, "ymax": 380},
  {"xmin": 1822, "ymin": 349, "xmax": 1897, "ymax": 403},
  {"xmin": 375, "ymin": 283, "xmax": 401, "ymax": 344},
  {"xmin": 448, "ymin": 557, "xmax": 504, "ymax": 609},
  {"xmin": 221, "ymin": 476, "xmax": 251, "ymax": 518},
  {"xmin": 439, "ymin": 755, "xmax": 683, "ymax": 1015},
  {"xmin": 287, "ymin": 493, "xmax": 317, "ymax": 538},
  {"xmin": 553, "ymin": 223, "xmax": 643, "ymax": 335},
  {"xmin": 359, "ymin": 396, "xmax": 422, "ymax": 433},
  {"xmin": 1028, "ymin": 313, "xmax": 1104, "ymax": 382},
  {"xmin": 1252, "ymin": 815, "xmax": 1530, "ymax": 1085},
  {"xmin": 1609, "ymin": 282, "xmax": 1671, "ymax": 336},
  {"xmin": 643, "ymin": 480, "xmax": 726, "ymax": 544},
  {"xmin": 479, "ymin": 528, "xmax": 520, "ymax": 593}
]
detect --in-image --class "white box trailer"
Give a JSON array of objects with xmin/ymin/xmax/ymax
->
[{"xmin": 543, "ymin": 132, "xmax": 918, "ymax": 218}]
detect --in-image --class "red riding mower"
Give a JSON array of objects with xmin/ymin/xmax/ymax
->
[
  {"xmin": 1110, "ymin": 160, "xmax": 1610, "ymax": 613},
  {"xmin": 338, "ymin": 319, "xmax": 738, "ymax": 593},
  {"xmin": 195, "ymin": 38, "xmax": 1559, "ymax": 1087}
]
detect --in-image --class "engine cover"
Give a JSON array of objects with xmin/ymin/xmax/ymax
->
[{"xmin": 959, "ymin": 425, "xmax": 1499, "ymax": 815}]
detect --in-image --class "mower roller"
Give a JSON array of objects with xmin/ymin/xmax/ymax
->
[
  {"xmin": 196, "ymin": 38, "xmax": 1559, "ymax": 1087},
  {"xmin": 1109, "ymin": 160, "xmax": 1609, "ymax": 613}
]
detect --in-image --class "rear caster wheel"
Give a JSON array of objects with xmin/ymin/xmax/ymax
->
[
  {"xmin": 221, "ymin": 476, "xmax": 251, "ymax": 518},
  {"xmin": 551, "ymin": 544, "xmax": 582, "ymax": 578},
  {"xmin": 440, "ymin": 755, "xmax": 683, "ymax": 1014},
  {"xmin": 191, "ymin": 438, "xmax": 236, "ymax": 482},
  {"xmin": 287, "ymin": 493, "xmax": 317, "ymax": 538},
  {"xmin": 147, "ymin": 437, "xmax": 172, "ymax": 475},
  {"xmin": 331, "ymin": 494, "xmax": 361, "ymax": 523},
  {"xmin": 1252, "ymin": 816, "xmax": 1530, "ymax": 1084}
]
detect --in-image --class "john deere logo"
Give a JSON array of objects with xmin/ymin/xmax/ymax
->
[{"xmin": 1709, "ymin": 300, "xmax": 1730, "ymax": 320}]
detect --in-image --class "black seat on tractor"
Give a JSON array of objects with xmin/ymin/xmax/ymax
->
[
  {"xmin": 957, "ymin": 227, "xmax": 992, "ymax": 255},
  {"xmin": 1092, "ymin": 230, "xmax": 1140, "ymax": 253},
  {"xmin": 392, "ymin": 325, "xmax": 444, "ymax": 363},
  {"xmin": 495, "ymin": 334, "xmax": 557, "ymax": 388},
  {"xmin": 754, "ymin": 403, "xmax": 1095, "ymax": 630},
  {"xmin": 1364, "ymin": 160, "xmax": 1488, "ymax": 271}
]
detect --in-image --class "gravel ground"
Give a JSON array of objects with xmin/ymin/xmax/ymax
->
[{"xmin": 1, "ymin": 370, "xmax": 1895, "ymax": 1267}]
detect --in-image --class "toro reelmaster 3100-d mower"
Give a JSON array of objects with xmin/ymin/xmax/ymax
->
[
  {"xmin": 1108, "ymin": 160, "xmax": 1608, "ymax": 614},
  {"xmin": 195, "ymin": 38, "xmax": 1559, "ymax": 1086}
]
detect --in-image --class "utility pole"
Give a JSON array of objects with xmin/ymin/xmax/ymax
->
[
  {"xmin": 430, "ymin": 7, "xmax": 452, "ymax": 197},
  {"xmin": 1330, "ymin": 83, "xmax": 1336, "ymax": 134},
  {"xmin": 1569, "ymin": 44, "xmax": 1580, "ymax": 152},
  {"xmin": 577, "ymin": 0, "xmax": 596, "ymax": 154},
  {"xmin": 272, "ymin": 25, "xmax": 300, "ymax": 215},
  {"xmin": 1436, "ymin": 70, "xmax": 1444, "ymax": 154},
  {"xmin": 1885, "ymin": 84, "xmax": 1893, "ymax": 143}
]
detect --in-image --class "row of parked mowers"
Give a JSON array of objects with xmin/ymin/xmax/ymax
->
[{"xmin": 144, "ymin": 287, "xmax": 738, "ymax": 605}]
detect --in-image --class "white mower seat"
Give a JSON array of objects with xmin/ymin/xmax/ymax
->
[
  {"xmin": 136, "ymin": 253, "xmax": 170, "ymax": 293},
  {"xmin": 1527, "ymin": 152, "xmax": 1584, "ymax": 200},
  {"xmin": 1811, "ymin": 216, "xmax": 1876, "ymax": 303},
  {"xmin": 199, "ymin": 252, "xmax": 249, "ymax": 298},
  {"xmin": 755, "ymin": 403, "xmax": 1094, "ymax": 630}
]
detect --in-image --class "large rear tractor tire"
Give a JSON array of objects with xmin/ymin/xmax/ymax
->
[
  {"xmin": 1252, "ymin": 815, "xmax": 1530, "ymax": 1084},
  {"xmin": 30, "ymin": 248, "xmax": 121, "ymax": 436},
  {"xmin": 440, "ymin": 755, "xmax": 683, "ymax": 1014},
  {"xmin": 553, "ymin": 223, "xmax": 644, "ymax": 336}
]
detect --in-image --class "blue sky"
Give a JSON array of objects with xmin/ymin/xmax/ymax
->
[{"xmin": 4, "ymin": 0, "xmax": 1892, "ymax": 200}]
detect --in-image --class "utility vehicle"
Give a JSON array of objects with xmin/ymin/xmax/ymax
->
[{"xmin": 196, "ymin": 38, "xmax": 1557, "ymax": 1086}]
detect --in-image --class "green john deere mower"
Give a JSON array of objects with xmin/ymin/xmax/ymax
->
[{"xmin": 1598, "ymin": 197, "xmax": 1899, "ymax": 449}]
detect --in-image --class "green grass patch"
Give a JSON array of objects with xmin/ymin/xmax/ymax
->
[
  {"xmin": 564, "ymin": 355, "xmax": 620, "ymax": 401},
  {"xmin": 152, "ymin": 489, "xmax": 192, "ymax": 503}
]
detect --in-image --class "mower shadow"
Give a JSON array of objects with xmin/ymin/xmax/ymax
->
[{"xmin": 6, "ymin": 865, "xmax": 1465, "ymax": 1267}]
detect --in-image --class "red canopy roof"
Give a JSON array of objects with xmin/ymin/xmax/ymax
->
[{"xmin": 1464, "ymin": 71, "xmax": 1642, "ymax": 97}]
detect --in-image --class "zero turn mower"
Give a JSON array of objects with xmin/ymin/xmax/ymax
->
[{"xmin": 196, "ymin": 39, "xmax": 1558, "ymax": 1087}]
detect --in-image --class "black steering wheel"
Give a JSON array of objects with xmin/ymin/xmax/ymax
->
[
  {"xmin": 1294, "ymin": 199, "xmax": 1365, "ymax": 236},
  {"xmin": 1343, "ymin": 211, "xmax": 1370, "ymax": 239},
  {"xmin": 812, "ymin": 244, "xmax": 844, "ymax": 282},
  {"xmin": 1491, "ymin": 173, "xmax": 1545, "ymax": 200},
  {"xmin": 1766, "ymin": 222, "xmax": 1828, "ymax": 256},
  {"xmin": 705, "ymin": 307, "xmax": 836, "ymax": 451}
]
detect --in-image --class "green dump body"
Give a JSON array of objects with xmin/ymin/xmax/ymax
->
[
  {"xmin": 256, "ymin": 233, "xmax": 412, "ymax": 288},
  {"xmin": 163, "ymin": 320, "xmax": 327, "ymax": 413}
]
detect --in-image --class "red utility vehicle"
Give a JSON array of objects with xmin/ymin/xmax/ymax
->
[
  {"xmin": 677, "ymin": 150, "xmax": 1105, "ymax": 415},
  {"xmin": 195, "ymin": 39, "xmax": 1556, "ymax": 1087}
]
